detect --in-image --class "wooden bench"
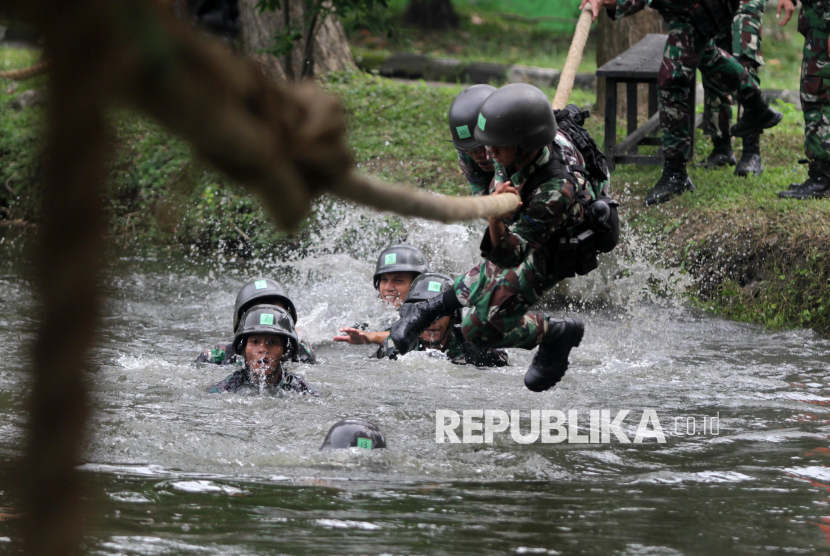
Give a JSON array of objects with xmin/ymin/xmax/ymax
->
[{"xmin": 596, "ymin": 33, "xmax": 702, "ymax": 171}]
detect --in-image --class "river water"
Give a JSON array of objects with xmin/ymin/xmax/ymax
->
[{"xmin": 1, "ymin": 204, "xmax": 829, "ymax": 556}]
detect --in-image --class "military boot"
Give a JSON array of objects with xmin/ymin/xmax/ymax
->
[
  {"xmin": 700, "ymin": 137, "xmax": 736, "ymax": 168},
  {"xmin": 390, "ymin": 292, "xmax": 457, "ymax": 355},
  {"xmin": 735, "ymin": 133, "xmax": 763, "ymax": 177},
  {"xmin": 778, "ymin": 159, "xmax": 830, "ymax": 199},
  {"xmin": 524, "ymin": 317, "xmax": 584, "ymax": 392},
  {"xmin": 731, "ymin": 96, "xmax": 783, "ymax": 138},
  {"xmin": 645, "ymin": 157, "xmax": 696, "ymax": 206}
]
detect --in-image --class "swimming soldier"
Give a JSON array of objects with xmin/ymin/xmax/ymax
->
[
  {"xmin": 334, "ymin": 244, "xmax": 430, "ymax": 346},
  {"xmin": 391, "ymin": 84, "xmax": 620, "ymax": 392},
  {"xmin": 375, "ymin": 273, "xmax": 509, "ymax": 367},
  {"xmin": 196, "ymin": 278, "xmax": 316, "ymax": 366},
  {"xmin": 207, "ymin": 305, "xmax": 315, "ymax": 395}
]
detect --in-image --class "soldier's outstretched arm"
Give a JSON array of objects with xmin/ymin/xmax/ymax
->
[{"xmin": 777, "ymin": 0, "xmax": 795, "ymax": 26}]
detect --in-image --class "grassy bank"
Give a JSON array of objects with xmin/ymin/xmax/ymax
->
[{"xmin": 1, "ymin": 32, "xmax": 828, "ymax": 333}]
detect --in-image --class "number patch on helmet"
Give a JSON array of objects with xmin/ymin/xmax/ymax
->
[
  {"xmin": 260, "ymin": 313, "xmax": 275, "ymax": 325},
  {"xmin": 356, "ymin": 438, "xmax": 373, "ymax": 450},
  {"xmin": 255, "ymin": 280, "xmax": 267, "ymax": 290},
  {"xmin": 428, "ymin": 281, "xmax": 442, "ymax": 292},
  {"xmin": 477, "ymin": 113, "xmax": 486, "ymax": 131},
  {"xmin": 384, "ymin": 253, "xmax": 397, "ymax": 265},
  {"xmin": 456, "ymin": 125, "xmax": 471, "ymax": 139}
]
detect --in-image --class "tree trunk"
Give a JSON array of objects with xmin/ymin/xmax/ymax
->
[
  {"xmin": 238, "ymin": 0, "xmax": 354, "ymax": 81},
  {"xmin": 402, "ymin": 0, "xmax": 459, "ymax": 30},
  {"xmin": 595, "ymin": 7, "xmax": 665, "ymax": 120}
]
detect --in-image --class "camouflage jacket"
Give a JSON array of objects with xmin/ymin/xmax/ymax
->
[
  {"xmin": 484, "ymin": 145, "xmax": 580, "ymax": 270},
  {"xmin": 457, "ymin": 149, "xmax": 495, "ymax": 196},
  {"xmin": 375, "ymin": 326, "xmax": 509, "ymax": 367},
  {"xmin": 195, "ymin": 341, "xmax": 316, "ymax": 366},
  {"xmin": 608, "ymin": 0, "xmax": 691, "ymax": 23},
  {"xmin": 801, "ymin": 1, "xmax": 830, "ymax": 31},
  {"xmin": 206, "ymin": 366, "xmax": 315, "ymax": 395}
]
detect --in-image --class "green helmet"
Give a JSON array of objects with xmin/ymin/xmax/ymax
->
[
  {"xmin": 233, "ymin": 278, "xmax": 297, "ymax": 331},
  {"xmin": 320, "ymin": 419, "xmax": 387, "ymax": 450},
  {"xmin": 403, "ymin": 272, "xmax": 461, "ymax": 322},
  {"xmin": 233, "ymin": 304, "xmax": 298, "ymax": 357},
  {"xmin": 373, "ymin": 244, "xmax": 430, "ymax": 290},
  {"xmin": 473, "ymin": 83, "xmax": 557, "ymax": 150},
  {"xmin": 448, "ymin": 84, "xmax": 496, "ymax": 151}
]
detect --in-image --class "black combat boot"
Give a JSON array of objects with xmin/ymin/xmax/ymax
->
[
  {"xmin": 700, "ymin": 137, "xmax": 736, "ymax": 168},
  {"xmin": 731, "ymin": 95, "xmax": 783, "ymax": 137},
  {"xmin": 524, "ymin": 317, "xmax": 584, "ymax": 392},
  {"xmin": 735, "ymin": 133, "xmax": 763, "ymax": 177},
  {"xmin": 645, "ymin": 157, "xmax": 696, "ymax": 206},
  {"xmin": 778, "ymin": 159, "xmax": 830, "ymax": 199},
  {"xmin": 390, "ymin": 290, "xmax": 461, "ymax": 355}
]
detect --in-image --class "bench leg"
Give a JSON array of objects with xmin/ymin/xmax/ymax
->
[
  {"xmin": 605, "ymin": 78, "xmax": 617, "ymax": 171},
  {"xmin": 626, "ymin": 82, "xmax": 638, "ymax": 154}
]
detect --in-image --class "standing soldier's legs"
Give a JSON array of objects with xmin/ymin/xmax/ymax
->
[
  {"xmin": 645, "ymin": 22, "xmax": 698, "ymax": 206},
  {"xmin": 779, "ymin": 7, "xmax": 830, "ymax": 199},
  {"xmin": 733, "ymin": 0, "xmax": 766, "ymax": 176},
  {"xmin": 701, "ymin": 29, "xmax": 737, "ymax": 168}
]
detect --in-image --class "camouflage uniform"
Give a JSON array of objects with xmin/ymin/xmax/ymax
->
[
  {"xmin": 457, "ymin": 150, "xmax": 495, "ymax": 196},
  {"xmin": 703, "ymin": 0, "xmax": 766, "ymax": 141},
  {"xmin": 207, "ymin": 366, "xmax": 315, "ymax": 394},
  {"xmin": 196, "ymin": 341, "xmax": 317, "ymax": 365},
  {"xmin": 375, "ymin": 325, "xmax": 509, "ymax": 366},
  {"xmin": 452, "ymin": 145, "xmax": 582, "ymax": 350},
  {"xmin": 799, "ymin": 0, "xmax": 830, "ymax": 161},
  {"xmin": 609, "ymin": 0, "xmax": 767, "ymax": 160}
]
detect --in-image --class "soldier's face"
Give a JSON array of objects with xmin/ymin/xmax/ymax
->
[
  {"xmin": 378, "ymin": 272, "xmax": 416, "ymax": 308},
  {"xmin": 420, "ymin": 315, "xmax": 452, "ymax": 348},
  {"xmin": 466, "ymin": 146, "xmax": 494, "ymax": 171},
  {"xmin": 487, "ymin": 145, "xmax": 517, "ymax": 167},
  {"xmin": 245, "ymin": 334, "xmax": 285, "ymax": 376}
]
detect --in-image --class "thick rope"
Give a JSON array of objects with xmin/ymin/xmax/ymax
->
[
  {"xmin": 552, "ymin": 4, "xmax": 594, "ymax": 111},
  {"xmin": 0, "ymin": 61, "xmax": 49, "ymax": 80}
]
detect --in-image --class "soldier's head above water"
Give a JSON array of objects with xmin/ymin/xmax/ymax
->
[
  {"xmin": 475, "ymin": 83, "xmax": 558, "ymax": 169},
  {"xmin": 373, "ymin": 244, "xmax": 430, "ymax": 309},
  {"xmin": 449, "ymin": 84, "xmax": 497, "ymax": 174},
  {"xmin": 233, "ymin": 305, "xmax": 298, "ymax": 382},
  {"xmin": 403, "ymin": 273, "xmax": 459, "ymax": 350},
  {"xmin": 320, "ymin": 419, "xmax": 387, "ymax": 450},
  {"xmin": 234, "ymin": 278, "xmax": 297, "ymax": 330}
]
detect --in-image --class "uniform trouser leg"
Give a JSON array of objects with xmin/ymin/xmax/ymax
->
[
  {"xmin": 659, "ymin": 21, "xmax": 764, "ymax": 160},
  {"xmin": 453, "ymin": 258, "xmax": 559, "ymax": 350},
  {"xmin": 800, "ymin": 11, "xmax": 830, "ymax": 162},
  {"xmin": 703, "ymin": 0, "xmax": 765, "ymax": 142}
]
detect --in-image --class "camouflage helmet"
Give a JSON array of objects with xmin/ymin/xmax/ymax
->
[
  {"xmin": 403, "ymin": 272, "xmax": 462, "ymax": 322},
  {"xmin": 233, "ymin": 278, "xmax": 297, "ymax": 330},
  {"xmin": 320, "ymin": 419, "xmax": 387, "ymax": 450},
  {"xmin": 473, "ymin": 83, "xmax": 557, "ymax": 150},
  {"xmin": 448, "ymin": 84, "xmax": 496, "ymax": 151},
  {"xmin": 373, "ymin": 244, "xmax": 430, "ymax": 290},
  {"xmin": 233, "ymin": 304, "xmax": 298, "ymax": 358}
]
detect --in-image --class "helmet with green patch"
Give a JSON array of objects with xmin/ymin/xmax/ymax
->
[
  {"xmin": 233, "ymin": 278, "xmax": 297, "ymax": 331},
  {"xmin": 373, "ymin": 244, "xmax": 430, "ymax": 290},
  {"xmin": 403, "ymin": 272, "xmax": 462, "ymax": 322},
  {"xmin": 448, "ymin": 84, "xmax": 496, "ymax": 151},
  {"xmin": 320, "ymin": 419, "xmax": 387, "ymax": 450},
  {"xmin": 473, "ymin": 83, "xmax": 557, "ymax": 150},
  {"xmin": 233, "ymin": 304, "xmax": 298, "ymax": 357}
]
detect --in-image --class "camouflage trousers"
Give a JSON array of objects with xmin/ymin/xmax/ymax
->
[
  {"xmin": 453, "ymin": 254, "xmax": 563, "ymax": 350},
  {"xmin": 800, "ymin": 5, "xmax": 830, "ymax": 161},
  {"xmin": 659, "ymin": 18, "xmax": 764, "ymax": 160},
  {"xmin": 703, "ymin": 0, "xmax": 765, "ymax": 142}
]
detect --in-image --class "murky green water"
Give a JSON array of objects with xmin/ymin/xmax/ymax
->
[{"xmin": 1, "ymin": 209, "xmax": 829, "ymax": 555}]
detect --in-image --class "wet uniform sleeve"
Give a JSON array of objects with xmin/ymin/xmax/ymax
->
[
  {"xmin": 195, "ymin": 343, "xmax": 235, "ymax": 365},
  {"xmin": 206, "ymin": 374, "xmax": 234, "ymax": 393},
  {"xmin": 296, "ymin": 342, "xmax": 317, "ymax": 364},
  {"xmin": 608, "ymin": 0, "xmax": 649, "ymax": 20},
  {"xmin": 374, "ymin": 336, "xmax": 399, "ymax": 360},
  {"xmin": 482, "ymin": 177, "xmax": 578, "ymax": 269}
]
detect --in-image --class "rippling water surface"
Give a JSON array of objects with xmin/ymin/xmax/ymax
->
[{"xmin": 1, "ymin": 208, "xmax": 829, "ymax": 555}]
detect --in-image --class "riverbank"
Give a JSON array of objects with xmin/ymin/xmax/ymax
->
[{"xmin": 1, "ymin": 51, "xmax": 828, "ymax": 333}]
